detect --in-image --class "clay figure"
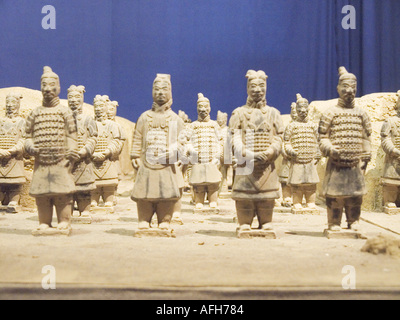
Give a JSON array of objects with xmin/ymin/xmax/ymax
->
[
  {"xmin": 381, "ymin": 90, "xmax": 400, "ymax": 214},
  {"xmin": 217, "ymin": 110, "xmax": 233, "ymax": 197},
  {"xmin": 0, "ymin": 93, "xmax": 26, "ymax": 212},
  {"xmin": 91, "ymin": 95, "xmax": 123, "ymax": 214},
  {"xmin": 229, "ymin": 70, "xmax": 284, "ymax": 238},
  {"xmin": 68, "ymin": 85, "xmax": 98, "ymax": 222},
  {"xmin": 184, "ymin": 94, "xmax": 222, "ymax": 213},
  {"xmin": 131, "ymin": 74, "xmax": 185, "ymax": 236},
  {"xmin": 284, "ymin": 94, "xmax": 320, "ymax": 214},
  {"xmin": 26, "ymin": 67, "xmax": 78, "ymax": 235},
  {"xmin": 319, "ymin": 67, "xmax": 372, "ymax": 236},
  {"xmin": 279, "ymin": 103, "xmax": 297, "ymax": 208}
]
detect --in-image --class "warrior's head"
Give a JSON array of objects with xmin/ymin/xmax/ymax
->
[
  {"xmin": 337, "ymin": 66, "xmax": 357, "ymax": 106},
  {"xmin": 41, "ymin": 66, "xmax": 61, "ymax": 103},
  {"xmin": 107, "ymin": 100, "xmax": 119, "ymax": 121},
  {"xmin": 246, "ymin": 70, "xmax": 267, "ymax": 105},
  {"xmin": 217, "ymin": 111, "xmax": 228, "ymax": 128},
  {"xmin": 5, "ymin": 93, "xmax": 22, "ymax": 119},
  {"xmin": 295, "ymin": 94, "xmax": 309, "ymax": 122},
  {"xmin": 93, "ymin": 95, "xmax": 110, "ymax": 122},
  {"xmin": 290, "ymin": 102, "xmax": 297, "ymax": 122},
  {"xmin": 197, "ymin": 93, "xmax": 211, "ymax": 121},
  {"xmin": 152, "ymin": 74, "xmax": 172, "ymax": 108},
  {"xmin": 68, "ymin": 85, "xmax": 85, "ymax": 115}
]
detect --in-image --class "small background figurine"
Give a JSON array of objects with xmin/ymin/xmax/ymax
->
[
  {"xmin": 0, "ymin": 93, "xmax": 26, "ymax": 213},
  {"xmin": 284, "ymin": 94, "xmax": 320, "ymax": 214},
  {"xmin": 217, "ymin": 110, "xmax": 233, "ymax": 198},
  {"xmin": 381, "ymin": 90, "xmax": 400, "ymax": 214},
  {"xmin": 185, "ymin": 93, "xmax": 222, "ymax": 214}
]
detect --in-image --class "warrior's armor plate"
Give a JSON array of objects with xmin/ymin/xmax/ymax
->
[
  {"xmin": 381, "ymin": 116, "xmax": 400, "ymax": 184},
  {"xmin": 0, "ymin": 117, "xmax": 26, "ymax": 184},
  {"xmin": 229, "ymin": 105, "xmax": 284, "ymax": 200}
]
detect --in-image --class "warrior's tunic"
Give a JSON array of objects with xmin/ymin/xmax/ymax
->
[
  {"xmin": 381, "ymin": 116, "xmax": 400, "ymax": 185},
  {"xmin": 131, "ymin": 109, "xmax": 184, "ymax": 201},
  {"xmin": 319, "ymin": 102, "xmax": 372, "ymax": 197},
  {"xmin": 229, "ymin": 104, "xmax": 284, "ymax": 200},
  {"xmin": 0, "ymin": 116, "xmax": 26, "ymax": 184},
  {"xmin": 25, "ymin": 101, "xmax": 78, "ymax": 196}
]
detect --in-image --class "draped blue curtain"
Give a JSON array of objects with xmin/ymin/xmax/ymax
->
[{"xmin": 0, "ymin": 0, "xmax": 399, "ymax": 122}]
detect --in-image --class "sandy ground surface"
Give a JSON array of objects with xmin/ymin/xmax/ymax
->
[{"xmin": 0, "ymin": 180, "xmax": 399, "ymax": 300}]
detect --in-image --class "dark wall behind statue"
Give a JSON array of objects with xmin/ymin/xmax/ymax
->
[{"xmin": 0, "ymin": 0, "xmax": 399, "ymax": 123}]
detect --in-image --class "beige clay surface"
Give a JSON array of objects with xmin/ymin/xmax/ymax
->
[{"xmin": 0, "ymin": 178, "xmax": 399, "ymax": 299}]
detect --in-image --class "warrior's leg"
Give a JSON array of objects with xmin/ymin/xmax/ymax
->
[
  {"xmin": 103, "ymin": 185, "xmax": 117, "ymax": 208},
  {"xmin": 7, "ymin": 184, "xmax": 22, "ymax": 206},
  {"xmin": 54, "ymin": 195, "xmax": 73, "ymax": 230},
  {"xmin": 383, "ymin": 184, "xmax": 398, "ymax": 208},
  {"xmin": 172, "ymin": 189, "xmax": 183, "ymax": 222},
  {"xmin": 207, "ymin": 183, "xmax": 220, "ymax": 209},
  {"xmin": 193, "ymin": 185, "xmax": 206, "ymax": 210},
  {"xmin": 137, "ymin": 200, "xmax": 155, "ymax": 229},
  {"xmin": 326, "ymin": 197, "xmax": 344, "ymax": 231},
  {"xmin": 256, "ymin": 200, "xmax": 275, "ymax": 230},
  {"xmin": 291, "ymin": 185, "xmax": 304, "ymax": 210},
  {"xmin": 281, "ymin": 182, "xmax": 292, "ymax": 207},
  {"xmin": 344, "ymin": 196, "xmax": 363, "ymax": 231},
  {"xmin": 219, "ymin": 165, "xmax": 228, "ymax": 194},
  {"xmin": 304, "ymin": 184, "xmax": 317, "ymax": 208},
  {"xmin": 91, "ymin": 187, "xmax": 101, "ymax": 208},
  {"xmin": 0, "ymin": 186, "xmax": 6, "ymax": 205},
  {"xmin": 156, "ymin": 200, "xmax": 175, "ymax": 230},
  {"xmin": 35, "ymin": 196, "xmax": 53, "ymax": 229},
  {"xmin": 236, "ymin": 200, "xmax": 255, "ymax": 231},
  {"xmin": 76, "ymin": 191, "xmax": 92, "ymax": 217}
]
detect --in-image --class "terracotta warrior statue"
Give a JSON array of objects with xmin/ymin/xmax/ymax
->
[
  {"xmin": 319, "ymin": 67, "xmax": 372, "ymax": 234},
  {"xmin": 185, "ymin": 93, "xmax": 222, "ymax": 212},
  {"xmin": 91, "ymin": 95, "xmax": 123, "ymax": 213},
  {"xmin": 67, "ymin": 85, "xmax": 98, "ymax": 221},
  {"xmin": 131, "ymin": 74, "xmax": 184, "ymax": 234},
  {"xmin": 279, "ymin": 102, "xmax": 297, "ymax": 208},
  {"xmin": 229, "ymin": 70, "xmax": 284, "ymax": 237},
  {"xmin": 0, "ymin": 93, "xmax": 26, "ymax": 212},
  {"xmin": 381, "ymin": 90, "xmax": 400, "ymax": 214},
  {"xmin": 284, "ymin": 94, "xmax": 320, "ymax": 214},
  {"xmin": 217, "ymin": 110, "xmax": 233, "ymax": 195},
  {"xmin": 26, "ymin": 67, "xmax": 78, "ymax": 235}
]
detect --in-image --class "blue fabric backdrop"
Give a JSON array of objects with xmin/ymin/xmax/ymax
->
[{"xmin": 0, "ymin": 0, "xmax": 399, "ymax": 122}]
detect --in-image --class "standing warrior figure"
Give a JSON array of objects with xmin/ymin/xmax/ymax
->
[
  {"xmin": 229, "ymin": 70, "xmax": 284, "ymax": 238},
  {"xmin": 185, "ymin": 93, "xmax": 222, "ymax": 213},
  {"xmin": 131, "ymin": 74, "xmax": 185, "ymax": 235},
  {"xmin": 381, "ymin": 91, "xmax": 400, "ymax": 214},
  {"xmin": 279, "ymin": 102, "xmax": 297, "ymax": 208},
  {"xmin": 0, "ymin": 93, "xmax": 26, "ymax": 212},
  {"xmin": 91, "ymin": 95, "xmax": 123, "ymax": 214},
  {"xmin": 26, "ymin": 67, "xmax": 78, "ymax": 235},
  {"xmin": 67, "ymin": 85, "xmax": 98, "ymax": 222},
  {"xmin": 217, "ymin": 110, "xmax": 233, "ymax": 196},
  {"xmin": 284, "ymin": 94, "xmax": 320, "ymax": 214},
  {"xmin": 319, "ymin": 67, "xmax": 372, "ymax": 235}
]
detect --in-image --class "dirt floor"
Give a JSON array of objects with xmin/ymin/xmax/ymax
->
[{"xmin": 0, "ymin": 180, "xmax": 400, "ymax": 300}]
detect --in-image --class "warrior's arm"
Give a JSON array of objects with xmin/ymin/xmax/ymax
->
[{"xmin": 381, "ymin": 119, "xmax": 397, "ymax": 156}]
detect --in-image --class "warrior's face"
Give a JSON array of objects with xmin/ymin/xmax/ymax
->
[
  {"xmin": 153, "ymin": 81, "xmax": 171, "ymax": 106},
  {"xmin": 41, "ymin": 77, "xmax": 60, "ymax": 101},
  {"xmin": 68, "ymin": 90, "xmax": 84, "ymax": 114},
  {"xmin": 197, "ymin": 102, "xmax": 210, "ymax": 120},
  {"xmin": 217, "ymin": 114, "xmax": 228, "ymax": 127},
  {"xmin": 296, "ymin": 101, "xmax": 309, "ymax": 121},
  {"xmin": 338, "ymin": 79, "xmax": 357, "ymax": 104},
  {"xmin": 107, "ymin": 102, "xmax": 117, "ymax": 120},
  {"xmin": 94, "ymin": 101, "xmax": 107, "ymax": 121},
  {"xmin": 5, "ymin": 97, "xmax": 19, "ymax": 118},
  {"xmin": 247, "ymin": 78, "xmax": 266, "ymax": 103}
]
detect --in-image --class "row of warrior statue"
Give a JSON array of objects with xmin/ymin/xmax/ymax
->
[{"xmin": 1, "ymin": 66, "xmax": 400, "ymax": 238}]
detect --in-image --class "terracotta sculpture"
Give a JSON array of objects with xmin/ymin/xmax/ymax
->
[
  {"xmin": 185, "ymin": 93, "xmax": 222, "ymax": 213},
  {"xmin": 91, "ymin": 95, "xmax": 123, "ymax": 214},
  {"xmin": 278, "ymin": 103, "xmax": 297, "ymax": 208},
  {"xmin": 131, "ymin": 74, "xmax": 184, "ymax": 236},
  {"xmin": 26, "ymin": 67, "xmax": 78, "ymax": 236},
  {"xmin": 381, "ymin": 90, "xmax": 400, "ymax": 214},
  {"xmin": 217, "ymin": 110, "xmax": 233, "ymax": 197},
  {"xmin": 319, "ymin": 67, "xmax": 372, "ymax": 238},
  {"xmin": 229, "ymin": 70, "xmax": 284, "ymax": 238},
  {"xmin": 0, "ymin": 93, "xmax": 26, "ymax": 213},
  {"xmin": 68, "ymin": 85, "xmax": 98, "ymax": 223},
  {"xmin": 284, "ymin": 94, "xmax": 320, "ymax": 214}
]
